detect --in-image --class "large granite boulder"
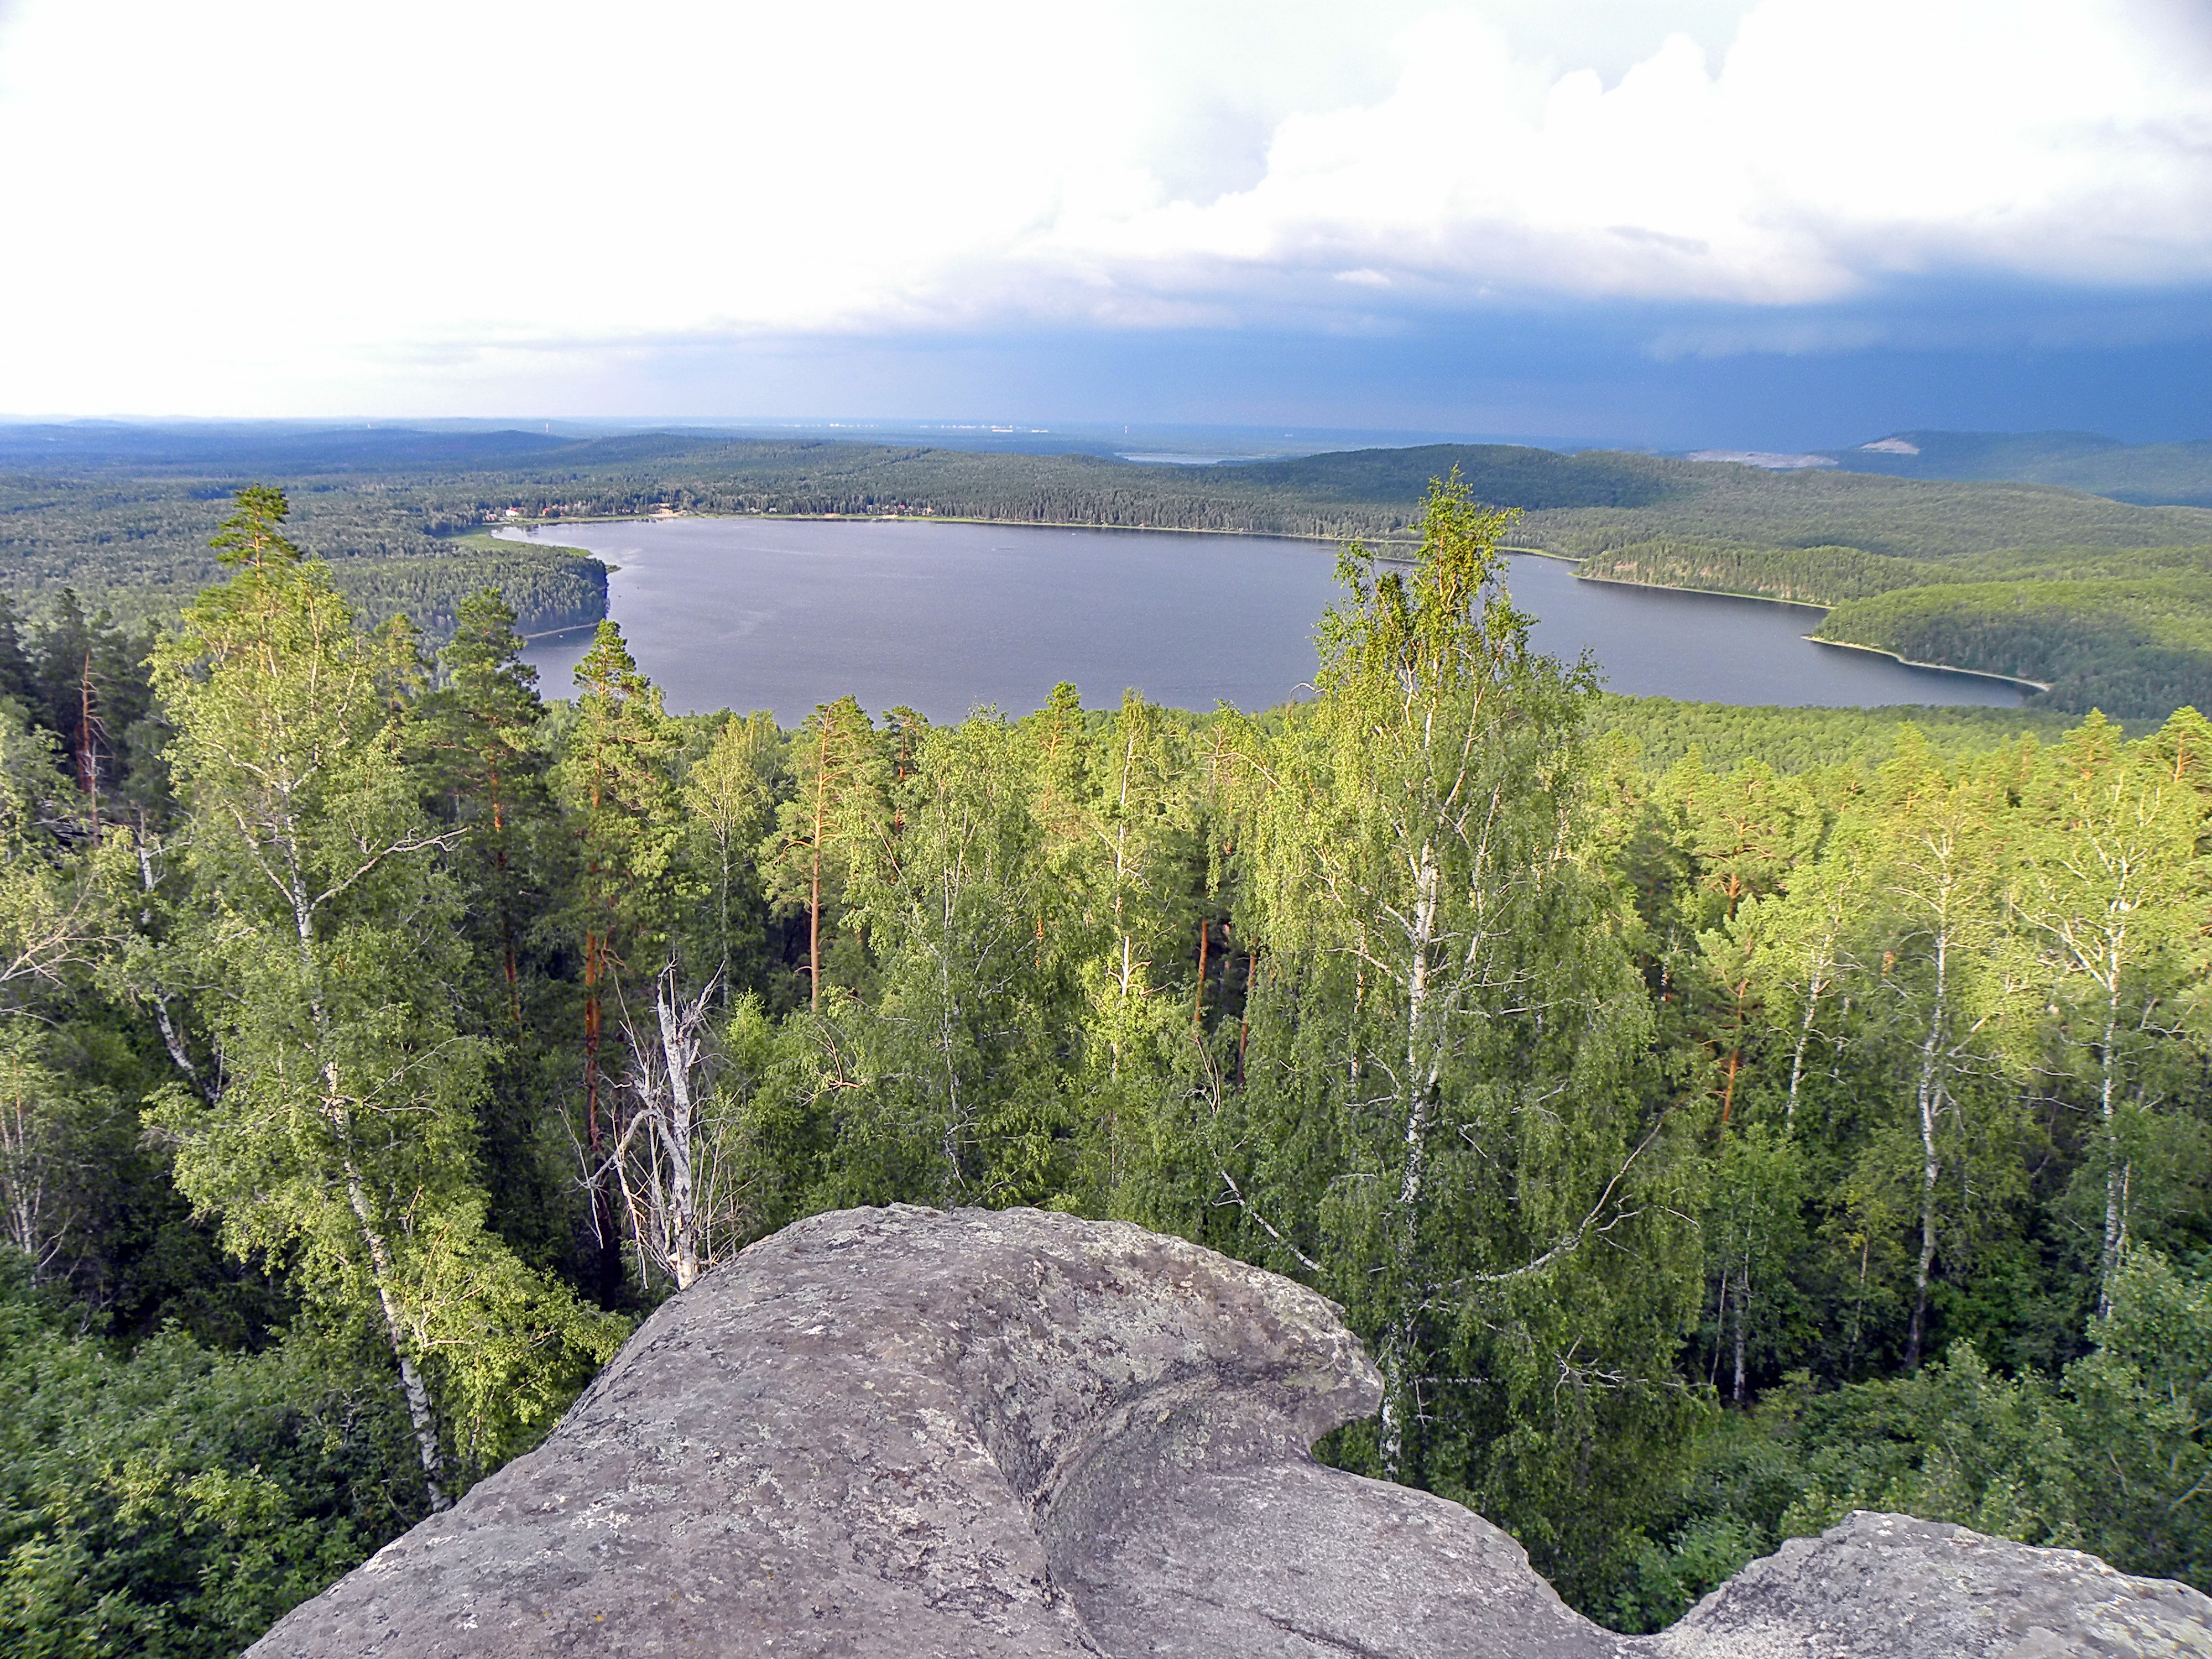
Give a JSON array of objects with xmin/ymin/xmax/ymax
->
[
  {"xmin": 246, "ymin": 1205, "xmax": 2212, "ymax": 1658},
  {"xmin": 1646, "ymin": 1511, "xmax": 2212, "ymax": 1657}
]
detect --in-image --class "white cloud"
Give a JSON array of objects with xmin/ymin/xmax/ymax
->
[
  {"xmin": 0, "ymin": 0, "xmax": 2205, "ymax": 411},
  {"xmin": 1039, "ymin": 1, "xmax": 2212, "ymax": 312}
]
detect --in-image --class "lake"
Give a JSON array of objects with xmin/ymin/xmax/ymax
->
[{"xmin": 507, "ymin": 518, "xmax": 2025, "ymax": 723}]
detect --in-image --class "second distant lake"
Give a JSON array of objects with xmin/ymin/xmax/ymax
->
[{"xmin": 507, "ymin": 518, "xmax": 2025, "ymax": 723}]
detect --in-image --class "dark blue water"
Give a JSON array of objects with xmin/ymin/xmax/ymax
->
[{"xmin": 508, "ymin": 518, "xmax": 2024, "ymax": 723}]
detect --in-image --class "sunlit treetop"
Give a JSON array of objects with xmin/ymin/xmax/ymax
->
[{"xmin": 210, "ymin": 485, "xmax": 304, "ymax": 571}]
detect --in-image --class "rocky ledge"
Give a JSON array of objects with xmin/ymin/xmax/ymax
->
[{"xmin": 247, "ymin": 1206, "xmax": 2212, "ymax": 1658}]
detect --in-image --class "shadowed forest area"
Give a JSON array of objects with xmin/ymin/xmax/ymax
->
[{"xmin": 3, "ymin": 477, "xmax": 2212, "ymax": 1654}]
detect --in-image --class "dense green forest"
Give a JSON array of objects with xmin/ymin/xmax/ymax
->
[
  {"xmin": 0, "ymin": 473, "xmax": 607, "ymax": 638},
  {"xmin": 5, "ymin": 483, "xmax": 2209, "ymax": 1654},
  {"xmin": 1532, "ymin": 468, "xmax": 2212, "ymax": 721},
  {"xmin": 1586, "ymin": 540, "xmax": 2212, "ymax": 719},
  {"xmin": 1814, "ymin": 578, "xmax": 2212, "ymax": 716}
]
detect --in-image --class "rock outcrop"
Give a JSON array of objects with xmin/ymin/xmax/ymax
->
[{"xmin": 246, "ymin": 1206, "xmax": 2212, "ymax": 1658}]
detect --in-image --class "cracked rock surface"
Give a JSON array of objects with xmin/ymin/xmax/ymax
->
[{"xmin": 245, "ymin": 1206, "xmax": 2212, "ymax": 1658}]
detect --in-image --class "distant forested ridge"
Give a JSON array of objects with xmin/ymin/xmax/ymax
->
[
  {"xmin": 1548, "ymin": 441, "xmax": 2212, "ymax": 718},
  {"xmin": 1820, "ymin": 429, "xmax": 2212, "ymax": 508},
  {"xmin": 6, "ymin": 422, "xmax": 2212, "ymax": 713},
  {"xmin": 1519, "ymin": 465, "xmax": 2212, "ymax": 562}
]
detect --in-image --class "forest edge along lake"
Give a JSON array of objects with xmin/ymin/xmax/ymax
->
[{"xmin": 504, "ymin": 517, "xmax": 2026, "ymax": 723}]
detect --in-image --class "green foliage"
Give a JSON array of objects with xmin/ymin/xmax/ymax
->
[
  {"xmin": 1582, "ymin": 540, "xmax": 1926, "ymax": 604},
  {"xmin": 0, "ymin": 1026, "xmax": 133, "ymax": 1298},
  {"xmin": 1221, "ymin": 477, "xmax": 1705, "ymax": 1604},
  {"xmin": 146, "ymin": 528, "xmax": 486, "ymax": 1293},
  {"xmin": 831, "ymin": 714, "xmax": 1074, "ymax": 1206},
  {"xmin": 0, "ymin": 1275, "xmax": 412, "ymax": 1659},
  {"xmin": 681, "ymin": 709, "xmax": 782, "ymax": 999},
  {"xmin": 333, "ymin": 541, "xmax": 606, "ymax": 641},
  {"xmin": 14, "ymin": 590, "xmax": 161, "ymax": 817},
  {"xmin": 1588, "ymin": 695, "xmax": 2089, "ymax": 774},
  {"xmin": 0, "ymin": 474, "xmax": 606, "ymax": 639},
  {"xmin": 1816, "ymin": 577, "xmax": 2212, "ymax": 718},
  {"xmin": 551, "ymin": 619, "xmax": 688, "ymax": 1300},
  {"xmin": 1613, "ymin": 1248, "xmax": 2212, "ymax": 1629},
  {"xmin": 208, "ymin": 486, "xmax": 303, "ymax": 570},
  {"xmin": 761, "ymin": 696, "xmax": 891, "ymax": 1010},
  {"xmin": 557, "ymin": 620, "xmax": 686, "ymax": 962},
  {"xmin": 1227, "ymin": 442, "xmax": 1677, "ymax": 510},
  {"xmin": 2065, "ymin": 1249, "xmax": 2212, "ymax": 1585},
  {"xmin": 148, "ymin": 491, "xmax": 625, "ymax": 1510}
]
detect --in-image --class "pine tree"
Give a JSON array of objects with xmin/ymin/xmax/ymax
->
[
  {"xmin": 762, "ymin": 696, "xmax": 889, "ymax": 1011},
  {"xmin": 418, "ymin": 591, "xmax": 574, "ymax": 1269},
  {"xmin": 552, "ymin": 620, "xmax": 682, "ymax": 1301},
  {"xmin": 681, "ymin": 709, "xmax": 781, "ymax": 1000}
]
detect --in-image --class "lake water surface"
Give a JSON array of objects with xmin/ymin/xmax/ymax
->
[{"xmin": 509, "ymin": 518, "xmax": 2024, "ymax": 723}]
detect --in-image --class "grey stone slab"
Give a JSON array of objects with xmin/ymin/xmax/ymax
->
[{"xmin": 245, "ymin": 1206, "xmax": 2212, "ymax": 1659}]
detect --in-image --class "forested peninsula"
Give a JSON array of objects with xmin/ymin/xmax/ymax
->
[
  {"xmin": 4, "ymin": 479, "xmax": 2210, "ymax": 1655},
  {"xmin": 7, "ymin": 422, "xmax": 2212, "ymax": 717}
]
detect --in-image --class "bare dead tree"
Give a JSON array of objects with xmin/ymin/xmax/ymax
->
[{"xmin": 610, "ymin": 963, "xmax": 722, "ymax": 1291}]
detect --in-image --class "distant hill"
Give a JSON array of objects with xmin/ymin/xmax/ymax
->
[
  {"xmin": 1220, "ymin": 444, "xmax": 1676, "ymax": 510},
  {"xmin": 0, "ymin": 421, "xmax": 576, "ymax": 473},
  {"xmin": 1821, "ymin": 429, "xmax": 2212, "ymax": 508}
]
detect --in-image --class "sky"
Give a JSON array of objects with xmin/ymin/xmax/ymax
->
[{"xmin": 2, "ymin": 0, "xmax": 2209, "ymax": 448}]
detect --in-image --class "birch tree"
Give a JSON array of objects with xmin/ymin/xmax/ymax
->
[
  {"xmin": 2013, "ymin": 714, "xmax": 2208, "ymax": 1312},
  {"xmin": 148, "ymin": 490, "xmax": 622, "ymax": 1512},
  {"xmin": 1854, "ymin": 738, "xmax": 2026, "ymax": 1370},
  {"xmin": 1229, "ymin": 476, "xmax": 1699, "ymax": 1591},
  {"xmin": 841, "ymin": 714, "xmax": 1068, "ymax": 1203},
  {"xmin": 1747, "ymin": 817, "xmax": 1874, "ymax": 1127},
  {"xmin": 682, "ymin": 709, "xmax": 781, "ymax": 999}
]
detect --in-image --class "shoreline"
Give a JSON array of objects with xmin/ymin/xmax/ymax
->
[
  {"xmin": 1570, "ymin": 570, "xmax": 1830, "ymax": 613},
  {"xmin": 1569, "ymin": 570, "xmax": 2047, "ymax": 693},
  {"xmin": 1802, "ymin": 634, "xmax": 2052, "ymax": 693},
  {"xmin": 489, "ymin": 509, "xmax": 1408, "ymax": 547}
]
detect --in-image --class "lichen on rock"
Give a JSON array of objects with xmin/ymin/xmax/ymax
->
[{"xmin": 244, "ymin": 1206, "xmax": 2212, "ymax": 1659}]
